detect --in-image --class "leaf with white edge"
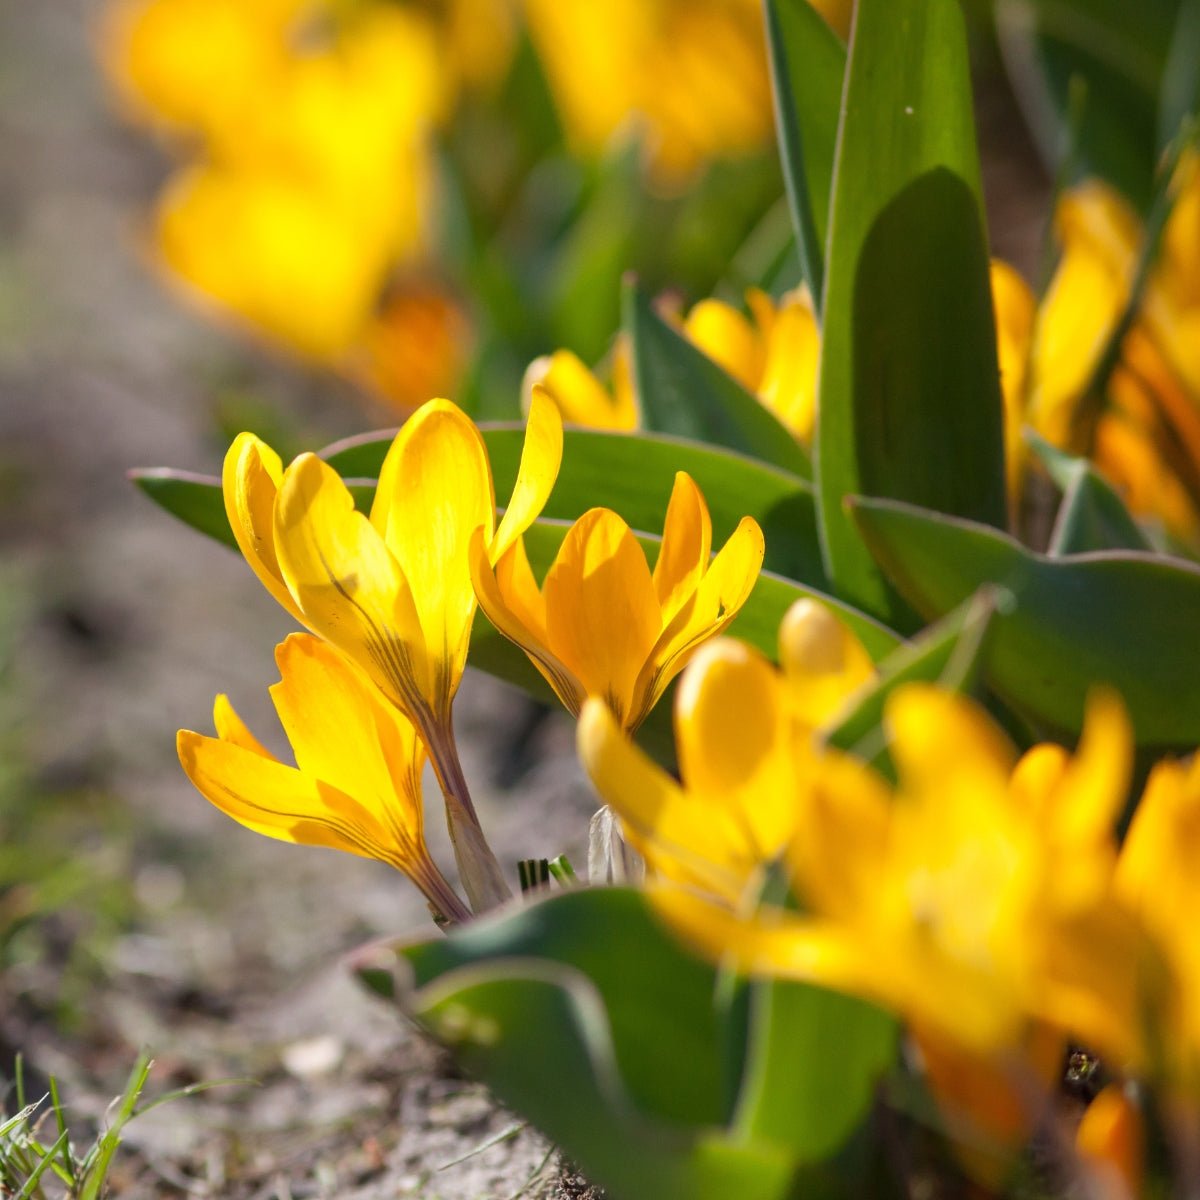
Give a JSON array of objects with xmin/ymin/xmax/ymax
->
[
  {"xmin": 764, "ymin": 0, "xmax": 847, "ymax": 307},
  {"xmin": 624, "ymin": 280, "xmax": 813, "ymax": 479},
  {"xmin": 850, "ymin": 496, "xmax": 1200, "ymax": 747},
  {"xmin": 817, "ymin": 0, "xmax": 1007, "ymax": 625}
]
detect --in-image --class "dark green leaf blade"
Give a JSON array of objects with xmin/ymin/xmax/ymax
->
[
  {"xmin": 817, "ymin": 0, "xmax": 1007, "ymax": 624},
  {"xmin": 129, "ymin": 469, "xmax": 236, "ymax": 550},
  {"xmin": 625, "ymin": 281, "xmax": 813, "ymax": 479},
  {"xmin": 764, "ymin": 0, "xmax": 847, "ymax": 307},
  {"xmin": 850, "ymin": 496, "xmax": 1200, "ymax": 747}
]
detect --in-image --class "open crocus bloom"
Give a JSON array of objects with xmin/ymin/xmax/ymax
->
[
  {"xmin": 471, "ymin": 470, "xmax": 764, "ymax": 732},
  {"xmin": 178, "ymin": 633, "xmax": 470, "ymax": 927},
  {"xmin": 222, "ymin": 391, "xmax": 563, "ymax": 912}
]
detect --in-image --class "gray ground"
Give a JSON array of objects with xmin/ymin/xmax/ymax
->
[{"xmin": 0, "ymin": 2, "xmax": 597, "ymax": 1195}]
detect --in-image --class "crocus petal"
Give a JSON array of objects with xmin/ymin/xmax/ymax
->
[
  {"xmin": 542, "ymin": 508, "xmax": 661, "ymax": 725},
  {"xmin": 886, "ymin": 684, "xmax": 1016, "ymax": 794},
  {"xmin": 649, "ymin": 885, "xmax": 869, "ymax": 995},
  {"xmin": 273, "ymin": 452, "xmax": 431, "ymax": 714},
  {"xmin": 178, "ymin": 728, "xmax": 399, "ymax": 865},
  {"xmin": 683, "ymin": 298, "xmax": 763, "ymax": 392},
  {"xmin": 369, "ymin": 399, "xmax": 495, "ymax": 715},
  {"xmin": 213, "ymin": 693, "xmax": 276, "ymax": 760},
  {"xmin": 651, "ymin": 472, "xmax": 712, "ymax": 623},
  {"xmin": 470, "ymin": 529, "xmax": 586, "ymax": 715},
  {"xmin": 578, "ymin": 697, "xmax": 749, "ymax": 898},
  {"xmin": 633, "ymin": 515, "xmax": 764, "ymax": 722},
  {"xmin": 492, "ymin": 384, "xmax": 563, "ymax": 563},
  {"xmin": 222, "ymin": 432, "xmax": 307, "ymax": 625},
  {"xmin": 778, "ymin": 598, "xmax": 875, "ymax": 730},
  {"xmin": 673, "ymin": 640, "xmax": 795, "ymax": 863},
  {"xmin": 269, "ymin": 633, "xmax": 425, "ymax": 851}
]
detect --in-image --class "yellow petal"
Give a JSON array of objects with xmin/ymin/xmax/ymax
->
[
  {"xmin": 470, "ymin": 529, "xmax": 586, "ymax": 715},
  {"xmin": 778, "ymin": 598, "xmax": 875, "ymax": 729},
  {"xmin": 577, "ymin": 698, "xmax": 746, "ymax": 897},
  {"xmin": 524, "ymin": 349, "xmax": 636, "ymax": 431},
  {"xmin": 1076, "ymin": 1085, "xmax": 1144, "ymax": 1200},
  {"xmin": 177, "ymin": 728, "xmax": 398, "ymax": 864},
  {"xmin": 757, "ymin": 288, "xmax": 820, "ymax": 442},
  {"xmin": 273, "ymin": 452, "xmax": 431, "ymax": 714},
  {"xmin": 673, "ymin": 639, "xmax": 795, "ymax": 863},
  {"xmin": 213, "ymin": 693, "xmax": 276, "ymax": 760},
  {"xmin": 1050, "ymin": 689, "xmax": 1132, "ymax": 850},
  {"xmin": 649, "ymin": 885, "xmax": 869, "ymax": 994},
  {"xmin": 222, "ymin": 432, "xmax": 306, "ymax": 625},
  {"xmin": 633, "ymin": 515, "xmax": 765, "ymax": 722},
  {"xmin": 542, "ymin": 508, "xmax": 661, "ymax": 726},
  {"xmin": 492, "ymin": 385, "xmax": 563, "ymax": 563},
  {"xmin": 886, "ymin": 684, "xmax": 1016, "ymax": 793},
  {"xmin": 369, "ymin": 399, "xmax": 495, "ymax": 715},
  {"xmin": 268, "ymin": 633, "xmax": 425, "ymax": 852},
  {"xmin": 652, "ymin": 473, "xmax": 713, "ymax": 623},
  {"xmin": 684, "ymin": 299, "xmax": 764, "ymax": 392}
]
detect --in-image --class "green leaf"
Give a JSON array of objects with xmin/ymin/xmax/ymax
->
[
  {"xmin": 764, "ymin": 0, "xmax": 847, "ymax": 307},
  {"xmin": 996, "ymin": 0, "xmax": 1179, "ymax": 207},
  {"xmin": 825, "ymin": 589, "xmax": 998, "ymax": 773},
  {"xmin": 129, "ymin": 470, "xmax": 236, "ymax": 550},
  {"xmin": 325, "ymin": 424, "xmax": 829, "ymax": 587},
  {"xmin": 850, "ymin": 496, "xmax": 1200, "ymax": 747},
  {"xmin": 817, "ymin": 0, "xmax": 1007, "ymax": 625},
  {"xmin": 624, "ymin": 280, "xmax": 813, "ymax": 479},
  {"xmin": 1026, "ymin": 431, "xmax": 1151, "ymax": 554},
  {"xmin": 356, "ymin": 889, "xmax": 798, "ymax": 1200},
  {"xmin": 1160, "ymin": 0, "xmax": 1200, "ymax": 147},
  {"xmin": 734, "ymin": 980, "xmax": 897, "ymax": 1165}
]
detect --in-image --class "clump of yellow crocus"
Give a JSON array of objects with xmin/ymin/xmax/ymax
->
[
  {"xmin": 178, "ymin": 633, "xmax": 471, "ymax": 927},
  {"xmin": 522, "ymin": 0, "xmax": 773, "ymax": 185},
  {"xmin": 221, "ymin": 392, "xmax": 563, "ymax": 912},
  {"xmin": 471, "ymin": 466, "xmax": 764, "ymax": 732}
]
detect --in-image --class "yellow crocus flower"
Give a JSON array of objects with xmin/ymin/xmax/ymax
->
[
  {"xmin": 523, "ymin": 340, "xmax": 638, "ymax": 431},
  {"xmin": 582, "ymin": 641, "xmax": 1140, "ymax": 1060},
  {"xmin": 471, "ymin": 469, "xmax": 764, "ymax": 732},
  {"xmin": 178, "ymin": 633, "xmax": 470, "ymax": 926},
  {"xmin": 522, "ymin": 0, "xmax": 773, "ymax": 184},
  {"xmin": 222, "ymin": 391, "xmax": 563, "ymax": 911}
]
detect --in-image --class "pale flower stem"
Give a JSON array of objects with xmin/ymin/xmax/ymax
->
[{"xmin": 424, "ymin": 715, "xmax": 513, "ymax": 913}]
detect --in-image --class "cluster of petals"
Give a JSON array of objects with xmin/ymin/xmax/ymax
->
[{"xmin": 472, "ymin": 464, "xmax": 765, "ymax": 732}]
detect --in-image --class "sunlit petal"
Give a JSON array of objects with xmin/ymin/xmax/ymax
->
[
  {"xmin": 492, "ymin": 385, "xmax": 563, "ymax": 563},
  {"xmin": 652, "ymin": 472, "xmax": 713, "ymax": 623}
]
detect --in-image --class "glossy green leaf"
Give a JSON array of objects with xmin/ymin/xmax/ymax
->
[
  {"xmin": 1027, "ymin": 432, "xmax": 1151, "ymax": 554},
  {"xmin": 817, "ymin": 0, "xmax": 1007, "ymax": 625},
  {"xmin": 624, "ymin": 281, "xmax": 813, "ymax": 479},
  {"xmin": 764, "ymin": 0, "xmax": 847, "ymax": 307},
  {"xmin": 825, "ymin": 589, "xmax": 997, "ymax": 773},
  {"xmin": 850, "ymin": 496, "xmax": 1200, "ymax": 747},
  {"xmin": 324, "ymin": 424, "xmax": 828, "ymax": 587},
  {"xmin": 996, "ymin": 0, "xmax": 1179, "ymax": 208},
  {"xmin": 129, "ymin": 470, "xmax": 237, "ymax": 551},
  {"xmin": 355, "ymin": 889, "xmax": 798, "ymax": 1200},
  {"xmin": 734, "ymin": 980, "xmax": 896, "ymax": 1165},
  {"xmin": 1159, "ymin": 0, "xmax": 1200, "ymax": 147}
]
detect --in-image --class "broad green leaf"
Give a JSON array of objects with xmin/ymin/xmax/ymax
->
[
  {"xmin": 624, "ymin": 281, "xmax": 813, "ymax": 479},
  {"xmin": 995, "ymin": 0, "xmax": 1179, "ymax": 207},
  {"xmin": 355, "ymin": 889, "xmax": 798, "ymax": 1200},
  {"xmin": 1026, "ymin": 432, "xmax": 1151, "ymax": 554},
  {"xmin": 129, "ymin": 470, "xmax": 237, "ymax": 551},
  {"xmin": 817, "ymin": 0, "xmax": 1007, "ymax": 625},
  {"xmin": 734, "ymin": 980, "xmax": 897, "ymax": 1165},
  {"xmin": 825, "ymin": 589, "xmax": 997, "ymax": 773},
  {"xmin": 324, "ymin": 424, "xmax": 829, "ymax": 587},
  {"xmin": 1159, "ymin": 0, "xmax": 1200, "ymax": 147},
  {"xmin": 764, "ymin": 0, "xmax": 847, "ymax": 307},
  {"xmin": 850, "ymin": 496, "xmax": 1200, "ymax": 746}
]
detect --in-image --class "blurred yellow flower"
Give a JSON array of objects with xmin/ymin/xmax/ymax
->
[
  {"xmin": 472, "ymin": 467, "xmax": 764, "ymax": 731},
  {"xmin": 1075, "ymin": 1085, "xmax": 1144, "ymax": 1200},
  {"xmin": 998, "ymin": 175, "xmax": 1200, "ymax": 540},
  {"xmin": 522, "ymin": 0, "xmax": 774, "ymax": 183},
  {"xmin": 222, "ymin": 392, "xmax": 563, "ymax": 910},
  {"xmin": 178, "ymin": 633, "xmax": 470, "ymax": 926},
  {"xmin": 582, "ymin": 631, "xmax": 1140, "ymax": 1061},
  {"xmin": 524, "ymin": 339, "xmax": 638, "ymax": 431}
]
